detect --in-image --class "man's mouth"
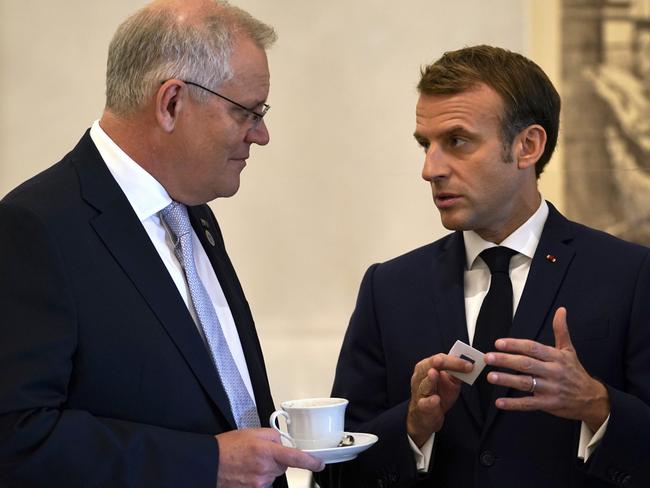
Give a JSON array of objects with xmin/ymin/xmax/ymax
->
[
  {"xmin": 230, "ymin": 156, "xmax": 249, "ymax": 164},
  {"xmin": 434, "ymin": 192, "xmax": 461, "ymax": 208}
]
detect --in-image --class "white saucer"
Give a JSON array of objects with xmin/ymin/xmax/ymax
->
[{"xmin": 302, "ymin": 432, "xmax": 378, "ymax": 464}]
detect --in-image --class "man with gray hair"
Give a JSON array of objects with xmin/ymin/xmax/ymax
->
[{"xmin": 0, "ymin": 1, "xmax": 323, "ymax": 486}]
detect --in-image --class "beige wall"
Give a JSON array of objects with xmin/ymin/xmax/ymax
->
[
  {"xmin": 1, "ymin": 1, "xmax": 560, "ymax": 485},
  {"xmin": 529, "ymin": 0, "xmax": 563, "ymax": 209}
]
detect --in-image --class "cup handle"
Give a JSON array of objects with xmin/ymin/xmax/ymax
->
[{"xmin": 269, "ymin": 410, "xmax": 296, "ymax": 448}]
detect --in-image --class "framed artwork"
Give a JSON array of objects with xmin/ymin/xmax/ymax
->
[{"xmin": 563, "ymin": 0, "xmax": 650, "ymax": 244}]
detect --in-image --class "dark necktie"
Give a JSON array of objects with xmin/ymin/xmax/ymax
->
[{"xmin": 473, "ymin": 246, "xmax": 517, "ymax": 413}]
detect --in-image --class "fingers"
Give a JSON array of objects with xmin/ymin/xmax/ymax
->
[
  {"xmin": 492, "ymin": 337, "xmax": 557, "ymax": 362},
  {"xmin": 489, "ymin": 376, "xmax": 559, "ymax": 413},
  {"xmin": 488, "ymin": 371, "xmax": 540, "ymax": 394},
  {"xmin": 271, "ymin": 444, "xmax": 325, "ymax": 472},
  {"xmin": 407, "ymin": 353, "xmax": 468, "ymax": 446},
  {"xmin": 487, "ymin": 307, "xmax": 574, "ymax": 375},
  {"xmin": 244, "ymin": 429, "xmax": 324, "ymax": 470},
  {"xmin": 493, "ymin": 395, "xmax": 548, "ymax": 412},
  {"xmin": 552, "ymin": 307, "xmax": 574, "ymax": 351},
  {"xmin": 216, "ymin": 428, "xmax": 325, "ymax": 488},
  {"xmin": 417, "ymin": 354, "xmax": 474, "ymax": 376},
  {"xmin": 416, "ymin": 382, "xmax": 442, "ymax": 411},
  {"xmin": 416, "ymin": 367, "xmax": 439, "ymax": 397},
  {"xmin": 492, "ymin": 307, "xmax": 573, "ymax": 359},
  {"xmin": 432, "ymin": 354, "xmax": 475, "ymax": 374},
  {"xmin": 411, "ymin": 354, "xmax": 471, "ymax": 396},
  {"xmin": 486, "ymin": 372, "xmax": 550, "ymax": 411},
  {"xmin": 481, "ymin": 307, "xmax": 611, "ymax": 425},
  {"xmin": 485, "ymin": 348, "xmax": 552, "ymax": 377}
]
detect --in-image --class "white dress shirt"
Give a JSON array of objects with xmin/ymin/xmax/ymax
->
[
  {"xmin": 410, "ymin": 198, "xmax": 607, "ymax": 470},
  {"xmin": 89, "ymin": 120, "xmax": 256, "ymax": 402}
]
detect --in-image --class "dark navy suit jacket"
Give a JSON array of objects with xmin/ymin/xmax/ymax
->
[
  {"xmin": 0, "ymin": 132, "xmax": 285, "ymax": 487},
  {"xmin": 318, "ymin": 204, "xmax": 650, "ymax": 488}
]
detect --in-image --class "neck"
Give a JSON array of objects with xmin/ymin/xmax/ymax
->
[
  {"xmin": 99, "ymin": 109, "xmax": 171, "ymax": 182},
  {"xmin": 479, "ymin": 191, "xmax": 542, "ymax": 244}
]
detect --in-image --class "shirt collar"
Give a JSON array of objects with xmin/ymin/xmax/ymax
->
[
  {"xmin": 463, "ymin": 199, "xmax": 549, "ymax": 270},
  {"xmin": 89, "ymin": 120, "xmax": 172, "ymax": 222}
]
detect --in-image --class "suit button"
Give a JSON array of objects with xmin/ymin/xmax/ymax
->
[{"xmin": 479, "ymin": 450, "xmax": 496, "ymax": 466}]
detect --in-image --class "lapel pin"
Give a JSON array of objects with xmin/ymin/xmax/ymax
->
[
  {"xmin": 205, "ymin": 229, "xmax": 216, "ymax": 247},
  {"xmin": 200, "ymin": 218, "xmax": 210, "ymax": 229},
  {"xmin": 545, "ymin": 254, "xmax": 557, "ymax": 263}
]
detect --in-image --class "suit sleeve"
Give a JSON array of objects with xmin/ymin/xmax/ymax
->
[
  {"xmin": 316, "ymin": 265, "xmax": 427, "ymax": 488},
  {"xmin": 0, "ymin": 203, "xmax": 218, "ymax": 487},
  {"xmin": 584, "ymin": 250, "xmax": 650, "ymax": 488}
]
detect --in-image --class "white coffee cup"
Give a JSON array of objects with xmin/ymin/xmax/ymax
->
[{"xmin": 269, "ymin": 397, "xmax": 348, "ymax": 450}]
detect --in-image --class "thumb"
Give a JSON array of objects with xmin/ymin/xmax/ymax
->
[
  {"xmin": 273, "ymin": 444, "xmax": 326, "ymax": 472},
  {"xmin": 552, "ymin": 306, "xmax": 573, "ymax": 350}
]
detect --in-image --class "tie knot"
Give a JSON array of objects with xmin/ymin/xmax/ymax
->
[
  {"xmin": 480, "ymin": 246, "xmax": 516, "ymax": 275},
  {"xmin": 160, "ymin": 201, "xmax": 192, "ymax": 241}
]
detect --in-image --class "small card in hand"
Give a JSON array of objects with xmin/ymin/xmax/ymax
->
[{"xmin": 447, "ymin": 340, "xmax": 486, "ymax": 385}]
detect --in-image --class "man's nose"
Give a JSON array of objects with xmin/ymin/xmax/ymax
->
[
  {"xmin": 421, "ymin": 144, "xmax": 449, "ymax": 181},
  {"xmin": 245, "ymin": 119, "xmax": 270, "ymax": 146}
]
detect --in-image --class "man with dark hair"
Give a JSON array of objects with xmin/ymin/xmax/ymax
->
[
  {"xmin": 0, "ymin": 1, "xmax": 323, "ymax": 486},
  {"xmin": 318, "ymin": 45, "xmax": 650, "ymax": 487},
  {"xmin": 417, "ymin": 45, "xmax": 560, "ymax": 177}
]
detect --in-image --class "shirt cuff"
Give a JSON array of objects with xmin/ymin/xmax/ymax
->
[
  {"xmin": 408, "ymin": 433, "xmax": 435, "ymax": 472},
  {"xmin": 578, "ymin": 414, "xmax": 610, "ymax": 462}
]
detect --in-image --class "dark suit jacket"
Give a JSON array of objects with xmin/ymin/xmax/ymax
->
[
  {"xmin": 318, "ymin": 204, "xmax": 650, "ymax": 488},
  {"xmin": 0, "ymin": 132, "xmax": 286, "ymax": 487}
]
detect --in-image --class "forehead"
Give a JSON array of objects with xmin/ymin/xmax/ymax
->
[
  {"xmin": 415, "ymin": 84, "xmax": 504, "ymax": 134},
  {"xmin": 225, "ymin": 35, "xmax": 270, "ymax": 94}
]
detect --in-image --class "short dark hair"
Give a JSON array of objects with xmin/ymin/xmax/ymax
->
[{"xmin": 417, "ymin": 45, "xmax": 560, "ymax": 177}]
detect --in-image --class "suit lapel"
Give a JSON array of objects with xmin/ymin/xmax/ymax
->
[
  {"xmin": 431, "ymin": 232, "xmax": 469, "ymax": 349},
  {"xmin": 189, "ymin": 205, "xmax": 276, "ymax": 426},
  {"xmin": 511, "ymin": 204, "xmax": 575, "ymax": 343},
  {"xmin": 71, "ymin": 133, "xmax": 237, "ymax": 429},
  {"xmin": 482, "ymin": 203, "xmax": 575, "ymax": 433},
  {"xmin": 430, "ymin": 232, "xmax": 483, "ymax": 427}
]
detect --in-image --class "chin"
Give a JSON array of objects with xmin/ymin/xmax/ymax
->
[
  {"xmin": 438, "ymin": 213, "xmax": 467, "ymax": 232},
  {"xmin": 213, "ymin": 181, "xmax": 241, "ymax": 199}
]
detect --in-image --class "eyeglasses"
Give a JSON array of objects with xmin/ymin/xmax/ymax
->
[{"xmin": 182, "ymin": 80, "xmax": 270, "ymax": 127}]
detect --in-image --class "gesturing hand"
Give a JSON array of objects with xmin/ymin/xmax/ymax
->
[
  {"xmin": 216, "ymin": 428, "xmax": 324, "ymax": 488},
  {"xmin": 407, "ymin": 353, "xmax": 472, "ymax": 447},
  {"xmin": 485, "ymin": 307, "xmax": 610, "ymax": 432}
]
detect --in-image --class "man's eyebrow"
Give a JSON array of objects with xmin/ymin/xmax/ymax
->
[
  {"xmin": 422, "ymin": 125, "xmax": 477, "ymax": 140},
  {"xmin": 413, "ymin": 132, "xmax": 428, "ymax": 143},
  {"xmin": 249, "ymin": 98, "xmax": 268, "ymax": 108},
  {"xmin": 439, "ymin": 124, "xmax": 473, "ymax": 135},
  {"xmin": 232, "ymin": 99, "xmax": 265, "ymax": 112}
]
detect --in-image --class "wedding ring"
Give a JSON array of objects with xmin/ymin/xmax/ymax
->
[{"xmin": 528, "ymin": 376, "xmax": 537, "ymax": 394}]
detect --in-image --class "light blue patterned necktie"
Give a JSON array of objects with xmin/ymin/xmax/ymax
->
[{"xmin": 161, "ymin": 201, "xmax": 261, "ymax": 429}]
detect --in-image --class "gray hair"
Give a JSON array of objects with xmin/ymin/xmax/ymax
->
[{"xmin": 105, "ymin": 1, "xmax": 276, "ymax": 115}]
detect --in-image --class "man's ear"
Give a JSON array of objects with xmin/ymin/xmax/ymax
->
[
  {"xmin": 155, "ymin": 80, "xmax": 185, "ymax": 132},
  {"xmin": 514, "ymin": 124, "xmax": 547, "ymax": 170}
]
